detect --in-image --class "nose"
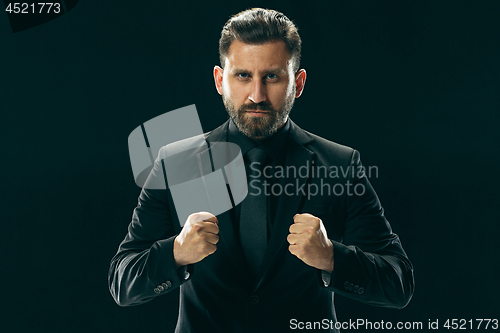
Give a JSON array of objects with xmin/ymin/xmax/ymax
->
[{"xmin": 248, "ymin": 80, "xmax": 267, "ymax": 104}]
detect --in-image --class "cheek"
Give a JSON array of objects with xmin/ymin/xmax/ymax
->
[
  {"xmin": 222, "ymin": 79, "xmax": 241, "ymax": 100},
  {"xmin": 270, "ymin": 84, "xmax": 293, "ymax": 104}
]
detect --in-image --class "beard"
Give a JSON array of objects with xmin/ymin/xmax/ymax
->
[{"xmin": 222, "ymin": 91, "xmax": 295, "ymax": 139}]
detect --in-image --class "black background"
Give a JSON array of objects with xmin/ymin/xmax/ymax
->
[{"xmin": 2, "ymin": 0, "xmax": 499, "ymax": 332}]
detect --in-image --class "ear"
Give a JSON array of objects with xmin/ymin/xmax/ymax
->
[
  {"xmin": 294, "ymin": 69, "xmax": 307, "ymax": 98},
  {"xmin": 214, "ymin": 66, "xmax": 224, "ymax": 96}
]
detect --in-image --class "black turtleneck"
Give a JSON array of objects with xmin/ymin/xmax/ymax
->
[{"xmin": 227, "ymin": 118, "xmax": 291, "ymax": 238}]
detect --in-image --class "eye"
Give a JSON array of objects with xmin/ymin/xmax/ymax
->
[
  {"xmin": 237, "ymin": 73, "xmax": 249, "ymax": 79},
  {"xmin": 265, "ymin": 73, "xmax": 278, "ymax": 80}
]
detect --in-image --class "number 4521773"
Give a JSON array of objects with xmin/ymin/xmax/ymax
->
[{"xmin": 5, "ymin": 3, "xmax": 61, "ymax": 14}]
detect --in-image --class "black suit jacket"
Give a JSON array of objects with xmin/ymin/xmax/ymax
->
[{"xmin": 108, "ymin": 119, "xmax": 414, "ymax": 333}]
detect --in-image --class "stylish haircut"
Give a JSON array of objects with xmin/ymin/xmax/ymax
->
[{"xmin": 219, "ymin": 8, "xmax": 302, "ymax": 72}]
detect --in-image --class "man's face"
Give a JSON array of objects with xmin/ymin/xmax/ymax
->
[{"xmin": 214, "ymin": 40, "xmax": 306, "ymax": 140}]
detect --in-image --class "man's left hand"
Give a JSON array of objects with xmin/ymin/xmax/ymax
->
[{"xmin": 287, "ymin": 213, "xmax": 334, "ymax": 273}]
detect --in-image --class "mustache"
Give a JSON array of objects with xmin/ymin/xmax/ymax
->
[{"xmin": 239, "ymin": 102, "xmax": 275, "ymax": 112}]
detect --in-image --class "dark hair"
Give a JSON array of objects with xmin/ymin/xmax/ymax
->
[{"xmin": 219, "ymin": 8, "xmax": 302, "ymax": 72}]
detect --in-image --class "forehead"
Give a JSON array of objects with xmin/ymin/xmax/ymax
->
[{"xmin": 225, "ymin": 40, "xmax": 292, "ymax": 71}]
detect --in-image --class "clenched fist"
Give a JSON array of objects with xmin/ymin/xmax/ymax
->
[
  {"xmin": 287, "ymin": 213, "xmax": 334, "ymax": 273},
  {"xmin": 173, "ymin": 212, "xmax": 219, "ymax": 267}
]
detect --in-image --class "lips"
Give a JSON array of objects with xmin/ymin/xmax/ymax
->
[{"xmin": 245, "ymin": 111, "xmax": 270, "ymax": 117}]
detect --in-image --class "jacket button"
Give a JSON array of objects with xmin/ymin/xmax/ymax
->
[
  {"xmin": 251, "ymin": 295, "xmax": 259, "ymax": 304},
  {"xmin": 161, "ymin": 282, "xmax": 169, "ymax": 289},
  {"xmin": 354, "ymin": 285, "xmax": 359, "ymax": 292},
  {"xmin": 358, "ymin": 287, "xmax": 364, "ymax": 294},
  {"xmin": 166, "ymin": 281, "xmax": 172, "ymax": 287},
  {"xmin": 344, "ymin": 281, "xmax": 349, "ymax": 289},
  {"xmin": 154, "ymin": 288, "xmax": 161, "ymax": 294},
  {"xmin": 349, "ymin": 283, "xmax": 354, "ymax": 291},
  {"xmin": 157, "ymin": 285, "xmax": 164, "ymax": 292}
]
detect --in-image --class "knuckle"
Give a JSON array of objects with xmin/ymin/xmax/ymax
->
[
  {"xmin": 202, "ymin": 211, "xmax": 215, "ymax": 218},
  {"xmin": 201, "ymin": 211, "xmax": 217, "ymax": 222},
  {"xmin": 193, "ymin": 211, "xmax": 214, "ymax": 223},
  {"xmin": 190, "ymin": 212, "xmax": 201, "ymax": 221},
  {"xmin": 193, "ymin": 234, "xmax": 202, "ymax": 243}
]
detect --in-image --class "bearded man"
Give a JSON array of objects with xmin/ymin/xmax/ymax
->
[{"xmin": 109, "ymin": 8, "xmax": 414, "ymax": 333}]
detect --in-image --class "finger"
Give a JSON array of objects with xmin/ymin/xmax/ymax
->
[
  {"xmin": 204, "ymin": 233, "xmax": 219, "ymax": 245},
  {"xmin": 293, "ymin": 213, "xmax": 310, "ymax": 223},
  {"xmin": 288, "ymin": 244, "xmax": 302, "ymax": 258},
  {"xmin": 204, "ymin": 215, "xmax": 218, "ymax": 224},
  {"xmin": 294, "ymin": 213, "xmax": 320, "ymax": 226},
  {"xmin": 289, "ymin": 223, "xmax": 305, "ymax": 234},
  {"xmin": 199, "ymin": 221, "xmax": 219, "ymax": 234},
  {"xmin": 287, "ymin": 233, "xmax": 301, "ymax": 245},
  {"xmin": 203, "ymin": 242, "xmax": 217, "ymax": 256}
]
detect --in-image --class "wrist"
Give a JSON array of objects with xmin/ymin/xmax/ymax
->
[
  {"xmin": 323, "ymin": 240, "xmax": 334, "ymax": 273},
  {"xmin": 173, "ymin": 236, "xmax": 187, "ymax": 268}
]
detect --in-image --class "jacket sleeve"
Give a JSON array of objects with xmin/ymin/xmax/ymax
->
[
  {"xmin": 324, "ymin": 150, "xmax": 414, "ymax": 309},
  {"xmin": 108, "ymin": 147, "xmax": 192, "ymax": 307}
]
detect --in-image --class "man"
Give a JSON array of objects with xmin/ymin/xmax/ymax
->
[{"xmin": 109, "ymin": 8, "xmax": 414, "ymax": 333}]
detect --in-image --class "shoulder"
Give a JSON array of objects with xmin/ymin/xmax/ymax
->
[
  {"xmin": 305, "ymin": 130, "xmax": 354, "ymax": 156},
  {"xmin": 293, "ymin": 124, "xmax": 357, "ymax": 165}
]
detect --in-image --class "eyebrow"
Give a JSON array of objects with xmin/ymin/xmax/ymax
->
[{"xmin": 230, "ymin": 67, "xmax": 287, "ymax": 75}]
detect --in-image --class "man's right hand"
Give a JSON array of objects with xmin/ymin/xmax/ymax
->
[{"xmin": 173, "ymin": 212, "xmax": 219, "ymax": 267}]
